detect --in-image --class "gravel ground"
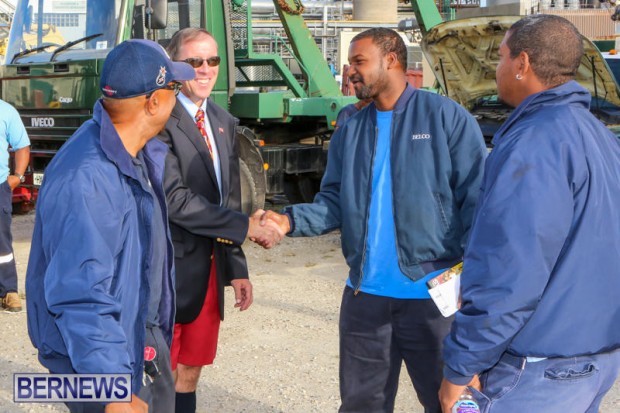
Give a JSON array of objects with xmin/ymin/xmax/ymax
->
[{"xmin": 2, "ymin": 212, "xmax": 620, "ymax": 413}]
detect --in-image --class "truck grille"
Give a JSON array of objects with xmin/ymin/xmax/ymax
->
[{"xmin": 19, "ymin": 109, "xmax": 92, "ymax": 173}]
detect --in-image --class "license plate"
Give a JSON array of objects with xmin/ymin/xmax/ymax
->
[{"xmin": 33, "ymin": 172, "xmax": 44, "ymax": 186}]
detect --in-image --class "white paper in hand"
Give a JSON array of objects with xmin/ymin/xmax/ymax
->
[{"xmin": 427, "ymin": 263, "xmax": 462, "ymax": 318}]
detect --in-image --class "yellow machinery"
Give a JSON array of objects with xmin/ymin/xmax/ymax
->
[{"xmin": 1, "ymin": 23, "xmax": 65, "ymax": 61}]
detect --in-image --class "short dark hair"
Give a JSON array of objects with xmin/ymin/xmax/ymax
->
[
  {"xmin": 167, "ymin": 28, "xmax": 216, "ymax": 60},
  {"xmin": 507, "ymin": 14, "xmax": 583, "ymax": 87},
  {"xmin": 351, "ymin": 28, "xmax": 407, "ymax": 72}
]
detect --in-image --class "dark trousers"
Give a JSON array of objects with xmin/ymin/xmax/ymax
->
[
  {"xmin": 65, "ymin": 327, "xmax": 174, "ymax": 413},
  {"xmin": 339, "ymin": 286, "xmax": 454, "ymax": 413},
  {"xmin": 0, "ymin": 181, "xmax": 17, "ymax": 297}
]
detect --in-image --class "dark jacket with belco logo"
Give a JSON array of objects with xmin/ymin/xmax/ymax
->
[{"xmin": 285, "ymin": 85, "xmax": 486, "ymax": 288}]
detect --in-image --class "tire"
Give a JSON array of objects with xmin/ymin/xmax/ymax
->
[
  {"xmin": 239, "ymin": 159, "xmax": 264, "ymax": 215},
  {"xmin": 283, "ymin": 174, "xmax": 320, "ymax": 204},
  {"xmin": 237, "ymin": 127, "xmax": 266, "ymax": 215}
]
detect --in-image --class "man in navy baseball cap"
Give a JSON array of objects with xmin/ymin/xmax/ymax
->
[
  {"xmin": 101, "ymin": 39, "xmax": 195, "ymax": 98},
  {"xmin": 27, "ymin": 38, "xmax": 194, "ymax": 413}
]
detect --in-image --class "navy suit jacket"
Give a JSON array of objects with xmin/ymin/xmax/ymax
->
[{"xmin": 158, "ymin": 99, "xmax": 249, "ymax": 323}]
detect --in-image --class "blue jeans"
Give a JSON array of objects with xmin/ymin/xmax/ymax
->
[{"xmin": 472, "ymin": 350, "xmax": 620, "ymax": 413}]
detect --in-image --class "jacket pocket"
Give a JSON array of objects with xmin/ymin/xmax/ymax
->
[{"xmin": 433, "ymin": 192, "xmax": 451, "ymax": 232}]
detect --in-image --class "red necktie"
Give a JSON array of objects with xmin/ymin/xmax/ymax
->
[{"xmin": 195, "ymin": 109, "xmax": 214, "ymax": 160}]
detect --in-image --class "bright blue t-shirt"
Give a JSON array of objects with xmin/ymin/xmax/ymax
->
[
  {"xmin": 346, "ymin": 109, "xmax": 438, "ymax": 298},
  {"xmin": 0, "ymin": 99, "xmax": 30, "ymax": 183}
]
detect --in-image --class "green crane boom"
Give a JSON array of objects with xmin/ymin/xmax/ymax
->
[{"xmin": 272, "ymin": 0, "xmax": 342, "ymax": 97}]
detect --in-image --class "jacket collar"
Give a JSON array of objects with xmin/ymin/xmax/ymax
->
[
  {"xmin": 492, "ymin": 80, "xmax": 591, "ymax": 146},
  {"xmin": 367, "ymin": 83, "xmax": 416, "ymax": 122},
  {"xmin": 93, "ymin": 99, "xmax": 168, "ymax": 182},
  {"xmin": 393, "ymin": 83, "xmax": 416, "ymax": 112}
]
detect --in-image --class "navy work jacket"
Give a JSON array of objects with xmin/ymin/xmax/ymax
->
[
  {"xmin": 286, "ymin": 85, "xmax": 487, "ymax": 287},
  {"xmin": 444, "ymin": 81, "xmax": 620, "ymax": 383},
  {"xmin": 26, "ymin": 100, "xmax": 175, "ymax": 394}
]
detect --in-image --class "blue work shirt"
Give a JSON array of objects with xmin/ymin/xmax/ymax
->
[{"xmin": 0, "ymin": 99, "xmax": 30, "ymax": 183}]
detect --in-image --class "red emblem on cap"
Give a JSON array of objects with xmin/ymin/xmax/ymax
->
[
  {"xmin": 156, "ymin": 66, "xmax": 167, "ymax": 86},
  {"xmin": 144, "ymin": 346, "xmax": 157, "ymax": 361},
  {"xmin": 102, "ymin": 85, "xmax": 116, "ymax": 96}
]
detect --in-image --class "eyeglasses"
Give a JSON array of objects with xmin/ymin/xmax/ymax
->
[
  {"xmin": 161, "ymin": 81, "xmax": 183, "ymax": 96},
  {"xmin": 179, "ymin": 56, "xmax": 221, "ymax": 68}
]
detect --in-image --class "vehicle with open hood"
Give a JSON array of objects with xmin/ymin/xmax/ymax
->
[{"xmin": 419, "ymin": 15, "xmax": 620, "ymax": 144}]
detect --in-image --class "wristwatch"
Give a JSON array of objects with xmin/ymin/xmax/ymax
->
[{"xmin": 15, "ymin": 174, "xmax": 25, "ymax": 184}]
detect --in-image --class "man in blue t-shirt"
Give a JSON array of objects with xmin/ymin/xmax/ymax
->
[
  {"xmin": 259, "ymin": 28, "xmax": 486, "ymax": 412},
  {"xmin": 0, "ymin": 99, "xmax": 30, "ymax": 312}
]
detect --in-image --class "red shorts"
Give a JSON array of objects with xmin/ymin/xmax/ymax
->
[{"xmin": 170, "ymin": 260, "xmax": 220, "ymax": 370}]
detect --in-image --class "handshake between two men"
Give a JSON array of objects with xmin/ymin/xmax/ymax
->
[{"xmin": 247, "ymin": 210, "xmax": 291, "ymax": 249}]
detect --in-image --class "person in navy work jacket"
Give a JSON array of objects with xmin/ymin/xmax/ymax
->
[
  {"xmin": 439, "ymin": 15, "xmax": 620, "ymax": 413},
  {"xmin": 260, "ymin": 28, "xmax": 487, "ymax": 413},
  {"xmin": 26, "ymin": 40, "xmax": 194, "ymax": 413}
]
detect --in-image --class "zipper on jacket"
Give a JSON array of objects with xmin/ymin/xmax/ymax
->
[
  {"xmin": 388, "ymin": 112, "xmax": 405, "ymax": 278},
  {"xmin": 354, "ymin": 125, "xmax": 379, "ymax": 295}
]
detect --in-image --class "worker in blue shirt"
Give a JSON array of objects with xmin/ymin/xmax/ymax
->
[
  {"xmin": 327, "ymin": 57, "xmax": 338, "ymax": 76},
  {"xmin": 0, "ymin": 98, "xmax": 29, "ymax": 312}
]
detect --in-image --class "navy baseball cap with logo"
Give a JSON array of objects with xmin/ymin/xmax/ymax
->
[{"xmin": 100, "ymin": 39, "xmax": 195, "ymax": 99}]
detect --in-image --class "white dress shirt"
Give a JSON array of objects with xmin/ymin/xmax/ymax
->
[{"xmin": 177, "ymin": 93, "xmax": 222, "ymax": 199}]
